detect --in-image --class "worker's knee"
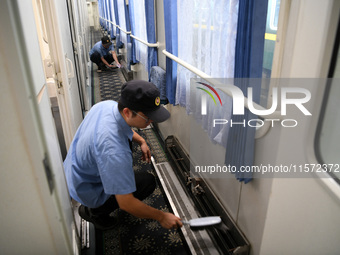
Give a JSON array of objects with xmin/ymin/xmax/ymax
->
[{"xmin": 134, "ymin": 172, "xmax": 156, "ymax": 199}]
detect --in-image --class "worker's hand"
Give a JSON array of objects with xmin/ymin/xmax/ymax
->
[
  {"xmin": 158, "ymin": 212, "xmax": 183, "ymax": 229},
  {"xmin": 140, "ymin": 141, "xmax": 151, "ymax": 163},
  {"xmin": 116, "ymin": 63, "xmax": 122, "ymax": 68}
]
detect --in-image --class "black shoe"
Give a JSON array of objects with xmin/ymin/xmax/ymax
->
[
  {"xmin": 97, "ymin": 63, "xmax": 107, "ymax": 73},
  {"xmin": 78, "ymin": 205, "xmax": 118, "ymax": 231},
  {"xmin": 97, "ymin": 65, "xmax": 103, "ymax": 73}
]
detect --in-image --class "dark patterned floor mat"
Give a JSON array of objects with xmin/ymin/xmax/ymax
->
[
  {"xmin": 101, "ymin": 132, "xmax": 188, "ymax": 255},
  {"xmin": 141, "ymin": 128, "xmax": 168, "ymax": 163},
  {"xmin": 98, "ymin": 69, "xmax": 125, "ymax": 102}
]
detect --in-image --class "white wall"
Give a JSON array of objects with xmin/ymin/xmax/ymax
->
[
  {"xmin": 87, "ymin": 1, "xmax": 100, "ymax": 30},
  {"xmin": 0, "ymin": 1, "xmax": 77, "ymax": 254},
  {"xmin": 256, "ymin": 1, "xmax": 340, "ymax": 254}
]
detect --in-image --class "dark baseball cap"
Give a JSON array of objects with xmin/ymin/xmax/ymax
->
[
  {"xmin": 119, "ymin": 80, "xmax": 170, "ymax": 123},
  {"xmin": 101, "ymin": 36, "xmax": 112, "ymax": 46}
]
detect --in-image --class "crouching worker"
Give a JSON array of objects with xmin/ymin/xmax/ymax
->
[
  {"xmin": 89, "ymin": 35, "xmax": 121, "ymax": 72},
  {"xmin": 63, "ymin": 80, "xmax": 182, "ymax": 230}
]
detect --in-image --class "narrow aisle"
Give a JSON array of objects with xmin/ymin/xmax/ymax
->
[
  {"xmin": 90, "ymin": 28, "xmax": 125, "ymax": 104},
  {"xmin": 89, "ymin": 28, "xmax": 190, "ymax": 255}
]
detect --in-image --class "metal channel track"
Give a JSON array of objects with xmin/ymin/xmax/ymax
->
[
  {"xmin": 164, "ymin": 136, "xmax": 250, "ymax": 255},
  {"xmin": 151, "ymin": 157, "xmax": 220, "ymax": 255}
]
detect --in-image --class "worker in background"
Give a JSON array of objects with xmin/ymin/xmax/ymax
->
[
  {"xmin": 89, "ymin": 35, "xmax": 121, "ymax": 72},
  {"xmin": 63, "ymin": 80, "xmax": 182, "ymax": 230}
]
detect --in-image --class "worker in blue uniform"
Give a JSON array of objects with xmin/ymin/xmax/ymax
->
[
  {"xmin": 63, "ymin": 80, "xmax": 182, "ymax": 230},
  {"xmin": 89, "ymin": 35, "xmax": 121, "ymax": 72}
]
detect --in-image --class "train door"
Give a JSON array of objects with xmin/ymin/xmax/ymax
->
[
  {"xmin": 38, "ymin": 0, "xmax": 83, "ymax": 149},
  {"xmin": 66, "ymin": 0, "xmax": 91, "ymax": 111},
  {"xmin": 87, "ymin": 1, "xmax": 101, "ymax": 30},
  {"xmin": 0, "ymin": 1, "xmax": 79, "ymax": 254}
]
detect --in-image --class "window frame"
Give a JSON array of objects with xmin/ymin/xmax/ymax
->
[{"xmin": 314, "ymin": 16, "xmax": 340, "ymax": 185}]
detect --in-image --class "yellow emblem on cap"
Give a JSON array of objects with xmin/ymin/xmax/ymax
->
[{"xmin": 155, "ymin": 97, "xmax": 160, "ymax": 106}]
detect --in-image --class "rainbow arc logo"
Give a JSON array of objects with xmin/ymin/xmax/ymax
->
[{"xmin": 196, "ymin": 82, "xmax": 222, "ymax": 115}]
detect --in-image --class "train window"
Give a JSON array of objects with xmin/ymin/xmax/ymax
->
[
  {"xmin": 315, "ymin": 26, "xmax": 340, "ymax": 182},
  {"xmin": 269, "ymin": 0, "xmax": 280, "ymax": 31},
  {"xmin": 263, "ymin": 0, "xmax": 280, "ymax": 78},
  {"xmin": 261, "ymin": 0, "xmax": 280, "ymax": 107}
]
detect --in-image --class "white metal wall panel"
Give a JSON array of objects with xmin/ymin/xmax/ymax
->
[{"xmin": 0, "ymin": 0, "xmax": 78, "ymax": 254}]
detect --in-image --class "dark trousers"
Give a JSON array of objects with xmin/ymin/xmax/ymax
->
[
  {"xmin": 90, "ymin": 172, "xmax": 156, "ymax": 217},
  {"xmin": 90, "ymin": 51, "xmax": 114, "ymax": 67}
]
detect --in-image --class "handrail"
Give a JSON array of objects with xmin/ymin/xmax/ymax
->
[
  {"xmin": 99, "ymin": 17, "xmax": 158, "ymax": 48},
  {"xmin": 162, "ymin": 49, "xmax": 281, "ymax": 120},
  {"xmin": 162, "ymin": 49, "xmax": 282, "ymax": 138},
  {"xmin": 100, "ymin": 17, "xmax": 131, "ymax": 34},
  {"xmin": 116, "ymin": 24, "xmax": 131, "ymax": 35},
  {"xmin": 130, "ymin": 35, "xmax": 159, "ymax": 48}
]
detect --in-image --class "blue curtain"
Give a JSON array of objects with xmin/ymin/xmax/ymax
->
[
  {"xmin": 98, "ymin": 0, "xmax": 104, "ymax": 27},
  {"xmin": 98, "ymin": 0, "xmax": 111, "ymax": 34},
  {"xmin": 145, "ymin": 0, "xmax": 158, "ymax": 74},
  {"xmin": 163, "ymin": 0, "xmax": 178, "ymax": 104},
  {"xmin": 128, "ymin": 0, "xmax": 137, "ymax": 64},
  {"xmin": 108, "ymin": 0, "xmax": 115, "ymax": 39},
  {"xmin": 124, "ymin": 2, "xmax": 133, "ymax": 69},
  {"xmin": 105, "ymin": 0, "xmax": 110, "ymax": 31},
  {"xmin": 113, "ymin": 0, "xmax": 124, "ymax": 50},
  {"xmin": 225, "ymin": 0, "xmax": 268, "ymax": 183},
  {"xmin": 103, "ymin": 0, "xmax": 110, "ymax": 31}
]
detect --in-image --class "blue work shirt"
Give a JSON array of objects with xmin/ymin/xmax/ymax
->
[
  {"xmin": 89, "ymin": 41, "xmax": 114, "ymax": 58},
  {"xmin": 63, "ymin": 101, "xmax": 135, "ymax": 208}
]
